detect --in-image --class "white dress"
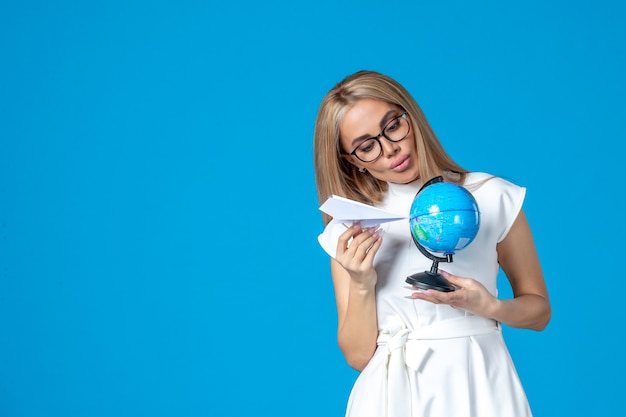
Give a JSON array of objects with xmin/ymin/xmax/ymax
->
[{"xmin": 318, "ymin": 172, "xmax": 533, "ymax": 417}]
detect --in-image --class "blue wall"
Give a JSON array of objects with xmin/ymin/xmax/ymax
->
[{"xmin": 1, "ymin": 1, "xmax": 625, "ymax": 415}]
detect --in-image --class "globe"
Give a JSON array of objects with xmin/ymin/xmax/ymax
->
[
  {"xmin": 406, "ymin": 176, "xmax": 480, "ymax": 292},
  {"xmin": 409, "ymin": 180, "xmax": 480, "ymax": 255}
]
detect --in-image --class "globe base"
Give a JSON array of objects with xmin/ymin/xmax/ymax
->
[{"xmin": 406, "ymin": 271, "xmax": 457, "ymax": 292}]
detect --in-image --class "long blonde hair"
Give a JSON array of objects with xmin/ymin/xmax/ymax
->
[{"xmin": 313, "ymin": 70, "xmax": 467, "ymax": 224}]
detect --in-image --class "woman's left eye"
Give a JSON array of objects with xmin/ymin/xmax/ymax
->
[{"xmin": 386, "ymin": 119, "xmax": 400, "ymax": 132}]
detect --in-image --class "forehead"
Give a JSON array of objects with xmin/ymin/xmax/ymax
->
[{"xmin": 340, "ymin": 99, "xmax": 399, "ymax": 137}]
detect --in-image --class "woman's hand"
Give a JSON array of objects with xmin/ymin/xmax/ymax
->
[
  {"xmin": 409, "ymin": 270, "xmax": 499, "ymax": 318},
  {"xmin": 332, "ymin": 223, "xmax": 383, "ymax": 370},
  {"xmin": 335, "ymin": 223, "xmax": 383, "ymax": 290}
]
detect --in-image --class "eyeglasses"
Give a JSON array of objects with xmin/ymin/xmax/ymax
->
[{"xmin": 346, "ymin": 113, "xmax": 410, "ymax": 163}]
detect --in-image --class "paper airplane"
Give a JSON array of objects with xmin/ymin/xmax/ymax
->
[{"xmin": 319, "ymin": 195, "xmax": 407, "ymax": 227}]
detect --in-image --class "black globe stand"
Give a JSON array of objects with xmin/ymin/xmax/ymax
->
[
  {"xmin": 405, "ymin": 175, "xmax": 457, "ymax": 292},
  {"xmin": 405, "ymin": 245, "xmax": 457, "ymax": 292}
]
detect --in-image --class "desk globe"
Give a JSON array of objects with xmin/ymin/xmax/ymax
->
[{"xmin": 405, "ymin": 176, "xmax": 480, "ymax": 292}]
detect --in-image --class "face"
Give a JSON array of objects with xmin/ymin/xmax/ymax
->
[{"xmin": 339, "ymin": 98, "xmax": 420, "ymax": 184}]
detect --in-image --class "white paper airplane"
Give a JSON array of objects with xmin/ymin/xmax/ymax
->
[{"xmin": 319, "ymin": 195, "xmax": 407, "ymax": 227}]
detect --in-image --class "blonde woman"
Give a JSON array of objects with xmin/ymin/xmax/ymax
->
[{"xmin": 314, "ymin": 70, "xmax": 551, "ymax": 417}]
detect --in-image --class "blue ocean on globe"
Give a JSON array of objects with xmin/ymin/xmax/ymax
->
[{"xmin": 409, "ymin": 181, "xmax": 480, "ymax": 255}]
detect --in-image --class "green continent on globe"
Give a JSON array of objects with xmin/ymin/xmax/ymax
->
[{"xmin": 413, "ymin": 224, "xmax": 428, "ymax": 242}]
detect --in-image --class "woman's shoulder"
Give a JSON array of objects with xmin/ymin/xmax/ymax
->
[
  {"xmin": 318, "ymin": 221, "xmax": 348, "ymax": 259},
  {"xmin": 464, "ymin": 171, "xmax": 524, "ymax": 194},
  {"xmin": 465, "ymin": 172, "xmax": 526, "ymax": 242}
]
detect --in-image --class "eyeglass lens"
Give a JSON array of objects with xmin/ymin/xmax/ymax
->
[{"xmin": 353, "ymin": 114, "xmax": 409, "ymax": 162}]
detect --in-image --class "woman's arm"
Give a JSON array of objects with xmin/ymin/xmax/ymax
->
[
  {"xmin": 331, "ymin": 224, "xmax": 382, "ymax": 371},
  {"xmin": 491, "ymin": 209, "xmax": 551, "ymax": 330}
]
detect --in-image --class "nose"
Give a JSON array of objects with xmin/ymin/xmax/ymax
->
[{"xmin": 380, "ymin": 137, "xmax": 401, "ymax": 157}]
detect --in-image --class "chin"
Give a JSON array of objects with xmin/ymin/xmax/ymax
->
[{"xmin": 397, "ymin": 169, "xmax": 420, "ymax": 184}]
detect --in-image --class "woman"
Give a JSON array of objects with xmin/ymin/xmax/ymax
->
[{"xmin": 313, "ymin": 70, "xmax": 551, "ymax": 417}]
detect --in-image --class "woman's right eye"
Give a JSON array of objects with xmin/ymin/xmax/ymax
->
[{"xmin": 359, "ymin": 140, "xmax": 376, "ymax": 153}]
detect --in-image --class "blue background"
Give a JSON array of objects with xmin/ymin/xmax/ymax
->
[{"xmin": 1, "ymin": 0, "xmax": 624, "ymax": 416}]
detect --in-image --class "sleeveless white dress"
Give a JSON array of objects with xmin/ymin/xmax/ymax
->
[{"xmin": 318, "ymin": 172, "xmax": 533, "ymax": 417}]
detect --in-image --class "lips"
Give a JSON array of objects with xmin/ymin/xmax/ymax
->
[{"xmin": 390, "ymin": 155, "xmax": 410, "ymax": 171}]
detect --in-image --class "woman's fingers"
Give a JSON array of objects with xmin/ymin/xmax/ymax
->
[
  {"xmin": 336, "ymin": 223, "xmax": 383, "ymax": 271},
  {"xmin": 337, "ymin": 224, "xmax": 380, "ymax": 255},
  {"xmin": 336, "ymin": 223, "xmax": 363, "ymax": 256},
  {"xmin": 409, "ymin": 270, "xmax": 496, "ymax": 316}
]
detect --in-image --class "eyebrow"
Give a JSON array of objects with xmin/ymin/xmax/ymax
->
[{"xmin": 350, "ymin": 110, "xmax": 400, "ymax": 146}]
